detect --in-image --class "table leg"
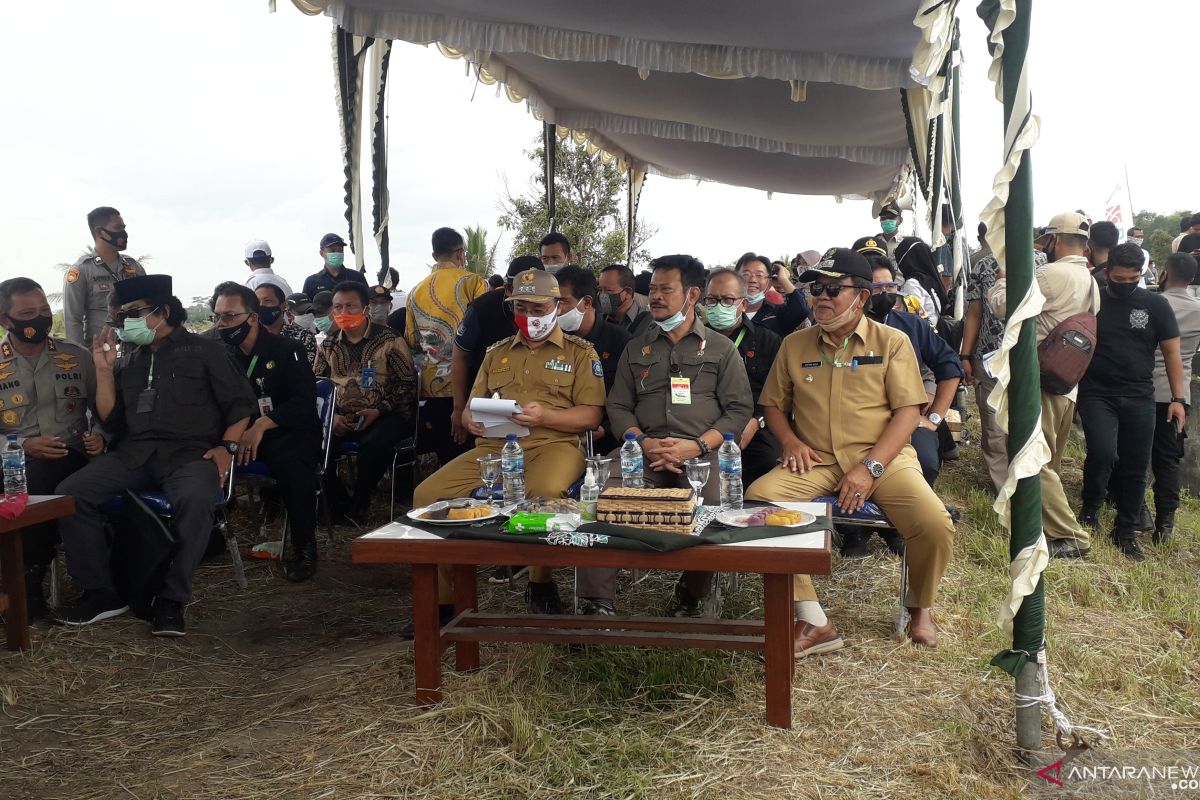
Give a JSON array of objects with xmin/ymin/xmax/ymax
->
[
  {"xmin": 763, "ymin": 572, "xmax": 794, "ymax": 729},
  {"xmin": 1, "ymin": 528, "xmax": 31, "ymax": 652},
  {"xmin": 453, "ymin": 563, "xmax": 479, "ymax": 672},
  {"xmin": 410, "ymin": 563, "xmax": 441, "ymax": 704}
]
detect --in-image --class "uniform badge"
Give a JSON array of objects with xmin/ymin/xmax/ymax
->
[
  {"xmin": 64, "ymin": 386, "xmax": 82, "ymax": 398},
  {"xmin": 0, "ymin": 370, "xmax": 13, "ymax": 381},
  {"xmin": 56, "ymin": 360, "xmax": 79, "ymax": 371},
  {"xmin": 124, "ymin": 265, "xmax": 137, "ymax": 275},
  {"xmin": 0, "ymin": 361, "xmax": 10, "ymax": 371},
  {"xmin": 11, "ymin": 393, "xmax": 24, "ymax": 405},
  {"xmin": 591, "ymin": 359, "xmax": 603, "ymax": 377},
  {"xmin": 804, "ymin": 375, "xmax": 814, "ymax": 383},
  {"xmin": 1, "ymin": 410, "xmax": 16, "ymax": 424},
  {"xmin": 266, "ymin": 360, "xmax": 276, "ymax": 370},
  {"xmin": 641, "ymin": 345, "xmax": 652, "ymax": 356},
  {"xmin": 746, "ymin": 350, "xmax": 755, "ymax": 359},
  {"xmin": 0, "ymin": 399, "xmax": 6, "ymax": 408},
  {"xmin": 1, "ymin": 342, "xmax": 12, "ymax": 358},
  {"xmin": 520, "ymin": 272, "xmax": 536, "ymax": 284},
  {"xmin": 53, "ymin": 353, "xmax": 73, "ymax": 362},
  {"xmin": 66, "ymin": 268, "xmax": 81, "ymax": 284},
  {"xmin": 500, "ymin": 357, "xmax": 509, "ymax": 364}
]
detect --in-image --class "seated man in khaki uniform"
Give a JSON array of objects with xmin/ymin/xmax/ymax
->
[
  {"xmin": 413, "ymin": 269, "xmax": 605, "ymax": 619},
  {"xmin": 746, "ymin": 248, "xmax": 954, "ymax": 654}
]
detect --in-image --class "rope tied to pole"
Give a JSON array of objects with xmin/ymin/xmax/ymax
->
[{"xmin": 1013, "ymin": 660, "xmax": 1111, "ymax": 744}]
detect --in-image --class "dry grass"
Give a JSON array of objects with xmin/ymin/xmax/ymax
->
[{"xmin": 1, "ymin": 412, "xmax": 1197, "ymax": 800}]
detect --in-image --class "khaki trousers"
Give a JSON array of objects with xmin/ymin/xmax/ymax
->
[
  {"xmin": 972, "ymin": 362, "xmax": 1008, "ymax": 493},
  {"xmin": 1039, "ymin": 392, "xmax": 1090, "ymax": 547},
  {"xmin": 745, "ymin": 450, "xmax": 954, "ymax": 608},
  {"xmin": 413, "ymin": 439, "xmax": 585, "ymax": 603}
]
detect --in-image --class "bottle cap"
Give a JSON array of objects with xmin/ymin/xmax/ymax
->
[
  {"xmin": 625, "ymin": 432, "xmax": 637, "ymax": 440},
  {"xmin": 723, "ymin": 432, "xmax": 735, "ymax": 440},
  {"xmin": 506, "ymin": 434, "xmax": 518, "ymax": 441}
]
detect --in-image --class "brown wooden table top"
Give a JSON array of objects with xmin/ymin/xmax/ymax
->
[{"xmin": 0, "ymin": 495, "xmax": 76, "ymax": 535}]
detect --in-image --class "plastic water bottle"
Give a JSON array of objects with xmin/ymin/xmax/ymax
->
[
  {"xmin": 718, "ymin": 433, "xmax": 743, "ymax": 511},
  {"xmin": 579, "ymin": 471, "xmax": 599, "ymax": 522},
  {"xmin": 620, "ymin": 433, "xmax": 644, "ymax": 488},
  {"xmin": 501, "ymin": 434, "xmax": 526, "ymax": 504},
  {"xmin": 2, "ymin": 434, "xmax": 27, "ymax": 503}
]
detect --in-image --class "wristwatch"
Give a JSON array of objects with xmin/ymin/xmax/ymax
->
[
  {"xmin": 862, "ymin": 458, "xmax": 885, "ymax": 479},
  {"xmin": 695, "ymin": 437, "xmax": 711, "ymax": 456},
  {"xmin": 927, "ymin": 412, "xmax": 943, "ymax": 426},
  {"xmin": 221, "ymin": 440, "xmax": 240, "ymax": 455},
  {"xmin": 756, "ymin": 416, "xmax": 766, "ymax": 430},
  {"xmin": 1170, "ymin": 397, "xmax": 1187, "ymax": 405}
]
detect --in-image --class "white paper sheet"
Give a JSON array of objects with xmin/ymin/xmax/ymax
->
[
  {"xmin": 469, "ymin": 397, "xmax": 529, "ymax": 438},
  {"xmin": 359, "ymin": 522, "xmax": 444, "ymax": 540}
]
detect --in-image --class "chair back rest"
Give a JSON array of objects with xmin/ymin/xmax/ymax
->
[{"xmin": 315, "ymin": 378, "xmax": 339, "ymax": 474}]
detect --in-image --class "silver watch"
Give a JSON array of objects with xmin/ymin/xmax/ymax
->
[
  {"xmin": 862, "ymin": 458, "xmax": 885, "ymax": 479},
  {"xmin": 927, "ymin": 412, "xmax": 942, "ymax": 426}
]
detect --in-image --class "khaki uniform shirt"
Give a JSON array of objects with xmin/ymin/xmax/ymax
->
[
  {"xmin": 472, "ymin": 326, "xmax": 606, "ymax": 449},
  {"xmin": 0, "ymin": 335, "xmax": 94, "ymax": 449},
  {"xmin": 759, "ymin": 315, "xmax": 926, "ymax": 472},
  {"xmin": 62, "ymin": 250, "xmax": 146, "ymax": 347},
  {"xmin": 606, "ymin": 316, "xmax": 753, "ymax": 440}
]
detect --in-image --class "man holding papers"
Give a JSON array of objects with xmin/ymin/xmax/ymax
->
[{"xmin": 413, "ymin": 269, "xmax": 605, "ymax": 617}]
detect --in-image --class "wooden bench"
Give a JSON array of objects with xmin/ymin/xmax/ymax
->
[{"xmin": 0, "ymin": 495, "xmax": 76, "ymax": 652}]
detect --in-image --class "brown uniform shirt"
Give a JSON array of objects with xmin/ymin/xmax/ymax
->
[
  {"xmin": 760, "ymin": 315, "xmax": 926, "ymax": 472},
  {"xmin": 472, "ymin": 327, "xmax": 606, "ymax": 449},
  {"xmin": 606, "ymin": 315, "xmax": 753, "ymax": 440}
]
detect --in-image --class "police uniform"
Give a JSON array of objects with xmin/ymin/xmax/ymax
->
[
  {"xmin": 0, "ymin": 334, "xmax": 94, "ymax": 575},
  {"xmin": 744, "ymin": 314, "xmax": 954, "ymax": 610},
  {"xmin": 62, "ymin": 250, "xmax": 145, "ymax": 347},
  {"xmin": 301, "ymin": 265, "xmax": 368, "ymax": 300}
]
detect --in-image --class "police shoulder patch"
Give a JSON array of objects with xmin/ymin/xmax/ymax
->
[
  {"xmin": 66, "ymin": 268, "xmax": 81, "ymax": 284},
  {"xmin": 591, "ymin": 359, "xmax": 603, "ymax": 377},
  {"xmin": 485, "ymin": 335, "xmax": 517, "ymax": 353},
  {"xmin": 562, "ymin": 333, "xmax": 591, "ymax": 348}
]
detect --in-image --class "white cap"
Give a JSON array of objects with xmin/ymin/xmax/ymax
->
[{"xmin": 244, "ymin": 239, "xmax": 272, "ymax": 260}]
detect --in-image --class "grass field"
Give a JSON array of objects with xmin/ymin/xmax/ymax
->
[{"xmin": 1, "ymin": 413, "xmax": 1197, "ymax": 799}]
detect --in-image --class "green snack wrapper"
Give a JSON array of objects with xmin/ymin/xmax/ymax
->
[{"xmin": 503, "ymin": 513, "xmax": 581, "ymax": 533}]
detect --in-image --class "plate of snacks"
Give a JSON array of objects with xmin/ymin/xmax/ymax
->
[
  {"xmin": 407, "ymin": 499, "xmax": 500, "ymax": 525},
  {"xmin": 715, "ymin": 506, "xmax": 816, "ymax": 528}
]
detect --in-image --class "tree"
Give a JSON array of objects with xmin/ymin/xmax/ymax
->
[
  {"xmin": 463, "ymin": 225, "xmax": 501, "ymax": 277},
  {"xmin": 498, "ymin": 134, "xmax": 656, "ymax": 270},
  {"xmin": 1134, "ymin": 210, "xmax": 1191, "ymax": 276}
]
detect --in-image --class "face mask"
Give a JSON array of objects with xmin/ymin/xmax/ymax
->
[
  {"xmin": 314, "ymin": 315, "xmax": 334, "ymax": 333},
  {"xmin": 293, "ymin": 312, "xmax": 316, "ymax": 332},
  {"xmin": 368, "ymin": 305, "xmax": 390, "ymax": 322},
  {"xmin": 8, "ymin": 314, "xmax": 53, "ymax": 344},
  {"xmin": 122, "ymin": 313, "xmax": 161, "ymax": 346},
  {"xmin": 866, "ymin": 293, "xmax": 898, "ymax": 320},
  {"xmin": 100, "ymin": 228, "xmax": 128, "ymax": 250},
  {"xmin": 557, "ymin": 304, "xmax": 585, "ymax": 333},
  {"xmin": 333, "ymin": 312, "xmax": 366, "ymax": 332},
  {"xmin": 704, "ymin": 303, "xmax": 740, "ymax": 330},
  {"xmin": 815, "ymin": 297, "xmax": 863, "ymax": 333},
  {"xmin": 1128, "ymin": 237, "xmax": 1144, "ymax": 248},
  {"xmin": 654, "ymin": 309, "xmax": 687, "ymax": 333},
  {"xmin": 599, "ymin": 292, "xmax": 624, "ymax": 318},
  {"xmin": 217, "ymin": 320, "xmax": 252, "ymax": 346},
  {"xmin": 746, "ymin": 291, "xmax": 766, "ymax": 306},
  {"xmin": 516, "ymin": 309, "xmax": 557, "ymax": 340},
  {"xmin": 325, "ymin": 252, "xmax": 344, "ymax": 269},
  {"xmin": 880, "ymin": 219, "xmax": 899, "ymax": 235},
  {"xmin": 1106, "ymin": 282, "xmax": 1137, "ymax": 299},
  {"xmin": 258, "ymin": 306, "xmax": 282, "ymax": 327}
]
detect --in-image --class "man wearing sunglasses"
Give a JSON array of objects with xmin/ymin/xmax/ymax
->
[
  {"xmin": 56, "ymin": 275, "xmax": 257, "ymax": 636},
  {"xmin": 745, "ymin": 248, "xmax": 954, "ymax": 654},
  {"xmin": 63, "ymin": 206, "xmax": 146, "ymax": 348}
]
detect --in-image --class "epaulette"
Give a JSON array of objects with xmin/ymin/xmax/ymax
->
[
  {"xmin": 562, "ymin": 333, "xmax": 593, "ymax": 349},
  {"xmin": 485, "ymin": 335, "xmax": 517, "ymax": 353}
]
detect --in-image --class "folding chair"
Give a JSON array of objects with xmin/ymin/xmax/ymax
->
[
  {"xmin": 314, "ymin": 378, "xmax": 339, "ymax": 539},
  {"xmin": 389, "ymin": 353, "xmax": 423, "ymax": 519}
]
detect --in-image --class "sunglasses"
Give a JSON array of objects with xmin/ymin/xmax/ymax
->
[
  {"xmin": 107, "ymin": 304, "xmax": 160, "ymax": 325},
  {"xmin": 806, "ymin": 284, "xmax": 856, "ymax": 298}
]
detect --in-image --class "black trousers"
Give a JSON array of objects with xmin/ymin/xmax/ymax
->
[
  {"xmin": 742, "ymin": 428, "xmax": 781, "ymax": 486},
  {"xmin": 257, "ymin": 431, "xmax": 320, "ymax": 550},
  {"xmin": 417, "ymin": 396, "xmax": 471, "ymax": 466},
  {"xmin": 23, "ymin": 450, "xmax": 89, "ymax": 567},
  {"xmin": 1150, "ymin": 402, "xmax": 1187, "ymax": 524},
  {"xmin": 1079, "ymin": 393, "xmax": 1156, "ymax": 534},
  {"xmin": 910, "ymin": 427, "xmax": 941, "ymax": 485},
  {"xmin": 326, "ymin": 413, "xmax": 410, "ymax": 512}
]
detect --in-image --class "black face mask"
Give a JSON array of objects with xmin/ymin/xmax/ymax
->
[
  {"xmin": 258, "ymin": 306, "xmax": 282, "ymax": 327},
  {"xmin": 866, "ymin": 293, "xmax": 898, "ymax": 320},
  {"xmin": 8, "ymin": 314, "xmax": 53, "ymax": 344},
  {"xmin": 1106, "ymin": 282, "xmax": 1137, "ymax": 299},
  {"xmin": 100, "ymin": 228, "xmax": 128, "ymax": 250},
  {"xmin": 217, "ymin": 320, "xmax": 252, "ymax": 346},
  {"xmin": 598, "ymin": 291, "xmax": 624, "ymax": 318}
]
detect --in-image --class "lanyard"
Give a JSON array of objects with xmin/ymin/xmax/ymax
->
[
  {"xmin": 145, "ymin": 353, "xmax": 156, "ymax": 390},
  {"xmin": 245, "ymin": 354, "xmax": 259, "ymax": 378},
  {"xmin": 733, "ymin": 328, "xmax": 746, "ymax": 350},
  {"xmin": 817, "ymin": 334, "xmax": 853, "ymax": 368}
]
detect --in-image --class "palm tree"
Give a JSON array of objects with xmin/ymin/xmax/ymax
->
[{"xmin": 463, "ymin": 225, "xmax": 500, "ymax": 277}]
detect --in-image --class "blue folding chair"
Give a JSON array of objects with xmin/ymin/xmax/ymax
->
[
  {"xmin": 389, "ymin": 353, "xmax": 423, "ymax": 519},
  {"xmin": 314, "ymin": 378, "xmax": 340, "ymax": 537}
]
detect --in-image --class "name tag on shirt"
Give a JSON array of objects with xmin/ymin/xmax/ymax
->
[
  {"xmin": 258, "ymin": 396, "xmax": 274, "ymax": 416},
  {"xmin": 361, "ymin": 366, "xmax": 377, "ymax": 389},
  {"xmin": 854, "ymin": 356, "xmax": 884, "ymax": 366},
  {"xmin": 136, "ymin": 388, "xmax": 157, "ymax": 413},
  {"xmin": 670, "ymin": 376, "xmax": 691, "ymax": 404}
]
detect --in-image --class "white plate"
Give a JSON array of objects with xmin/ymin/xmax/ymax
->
[
  {"xmin": 715, "ymin": 506, "xmax": 816, "ymax": 528},
  {"xmin": 406, "ymin": 499, "xmax": 501, "ymax": 526}
]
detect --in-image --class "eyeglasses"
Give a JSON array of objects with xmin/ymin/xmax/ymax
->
[
  {"xmin": 211, "ymin": 311, "xmax": 252, "ymax": 324},
  {"xmin": 871, "ymin": 282, "xmax": 900, "ymax": 292},
  {"xmin": 701, "ymin": 295, "xmax": 744, "ymax": 307},
  {"xmin": 806, "ymin": 284, "xmax": 856, "ymax": 298},
  {"xmin": 108, "ymin": 304, "xmax": 160, "ymax": 325}
]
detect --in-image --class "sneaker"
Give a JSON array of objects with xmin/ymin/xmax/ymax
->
[
  {"xmin": 62, "ymin": 589, "xmax": 129, "ymax": 626},
  {"xmin": 1111, "ymin": 531, "xmax": 1145, "ymax": 563},
  {"xmin": 1047, "ymin": 538, "xmax": 1090, "ymax": 560},
  {"xmin": 1152, "ymin": 524, "xmax": 1174, "ymax": 545},
  {"xmin": 665, "ymin": 582, "xmax": 704, "ymax": 618},
  {"xmin": 578, "ymin": 597, "xmax": 616, "ymax": 616},
  {"xmin": 152, "ymin": 599, "xmax": 186, "ymax": 637},
  {"xmin": 525, "ymin": 581, "xmax": 562, "ymax": 615},
  {"xmin": 794, "ymin": 621, "xmax": 845, "ymax": 657},
  {"xmin": 941, "ymin": 445, "xmax": 961, "ymax": 461},
  {"xmin": 487, "ymin": 565, "xmax": 528, "ymax": 585}
]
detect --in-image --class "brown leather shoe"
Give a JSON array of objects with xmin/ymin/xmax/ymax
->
[
  {"xmin": 906, "ymin": 608, "xmax": 938, "ymax": 648},
  {"xmin": 793, "ymin": 620, "xmax": 845, "ymax": 657}
]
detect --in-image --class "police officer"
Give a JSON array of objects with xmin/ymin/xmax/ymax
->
[
  {"xmin": 301, "ymin": 233, "xmax": 368, "ymax": 299},
  {"xmin": 0, "ymin": 278, "xmax": 104, "ymax": 619},
  {"xmin": 745, "ymin": 248, "xmax": 955, "ymax": 655},
  {"xmin": 63, "ymin": 206, "xmax": 146, "ymax": 347},
  {"xmin": 580, "ymin": 255, "xmax": 754, "ymax": 617},
  {"xmin": 413, "ymin": 269, "xmax": 605, "ymax": 619}
]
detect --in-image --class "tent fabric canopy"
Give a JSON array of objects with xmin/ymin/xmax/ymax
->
[{"xmin": 312, "ymin": 0, "xmax": 959, "ymax": 202}]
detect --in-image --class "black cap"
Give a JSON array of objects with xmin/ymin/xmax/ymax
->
[
  {"xmin": 506, "ymin": 255, "xmax": 543, "ymax": 278},
  {"xmin": 369, "ymin": 285, "xmax": 392, "ymax": 303},
  {"xmin": 310, "ymin": 290, "xmax": 334, "ymax": 314},
  {"xmin": 851, "ymin": 236, "xmax": 888, "ymax": 257},
  {"xmin": 878, "ymin": 202, "xmax": 901, "ymax": 219},
  {"xmin": 319, "ymin": 232, "xmax": 346, "ymax": 249},
  {"xmin": 798, "ymin": 248, "xmax": 873, "ymax": 283},
  {"xmin": 286, "ymin": 292, "xmax": 311, "ymax": 313},
  {"xmin": 113, "ymin": 274, "xmax": 172, "ymax": 306}
]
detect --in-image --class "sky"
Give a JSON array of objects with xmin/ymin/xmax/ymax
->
[{"xmin": 0, "ymin": 1, "xmax": 1192, "ymax": 306}]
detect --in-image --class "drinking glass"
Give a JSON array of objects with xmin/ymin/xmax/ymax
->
[
  {"xmin": 477, "ymin": 455, "xmax": 501, "ymax": 507},
  {"xmin": 683, "ymin": 457, "xmax": 711, "ymax": 505},
  {"xmin": 584, "ymin": 455, "xmax": 612, "ymax": 488}
]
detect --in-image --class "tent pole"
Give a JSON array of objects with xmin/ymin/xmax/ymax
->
[{"xmin": 544, "ymin": 122, "xmax": 557, "ymax": 233}]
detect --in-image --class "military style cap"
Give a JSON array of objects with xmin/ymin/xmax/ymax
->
[
  {"xmin": 1040, "ymin": 212, "xmax": 1090, "ymax": 239},
  {"xmin": 851, "ymin": 236, "xmax": 888, "ymax": 257},
  {"xmin": 368, "ymin": 285, "xmax": 392, "ymax": 303},
  {"xmin": 798, "ymin": 248, "xmax": 873, "ymax": 283},
  {"xmin": 505, "ymin": 269, "xmax": 560, "ymax": 303},
  {"xmin": 113, "ymin": 274, "xmax": 172, "ymax": 306},
  {"xmin": 878, "ymin": 201, "xmax": 901, "ymax": 219}
]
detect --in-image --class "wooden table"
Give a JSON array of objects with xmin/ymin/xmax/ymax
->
[
  {"xmin": 352, "ymin": 504, "xmax": 831, "ymax": 728},
  {"xmin": 0, "ymin": 495, "xmax": 75, "ymax": 652}
]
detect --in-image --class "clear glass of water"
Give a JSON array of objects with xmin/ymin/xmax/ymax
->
[
  {"xmin": 585, "ymin": 455, "xmax": 612, "ymax": 488},
  {"xmin": 477, "ymin": 455, "xmax": 501, "ymax": 507},
  {"xmin": 684, "ymin": 457, "xmax": 711, "ymax": 506}
]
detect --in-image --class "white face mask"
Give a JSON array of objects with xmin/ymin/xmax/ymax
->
[
  {"xmin": 368, "ymin": 305, "xmax": 390, "ymax": 322},
  {"xmin": 1128, "ymin": 237, "xmax": 1144, "ymax": 248},
  {"xmin": 558, "ymin": 303, "xmax": 585, "ymax": 332},
  {"xmin": 815, "ymin": 296, "xmax": 863, "ymax": 333},
  {"xmin": 293, "ymin": 312, "xmax": 317, "ymax": 332}
]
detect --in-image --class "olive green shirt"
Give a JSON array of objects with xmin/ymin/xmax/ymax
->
[{"xmin": 0, "ymin": 334, "xmax": 94, "ymax": 450}]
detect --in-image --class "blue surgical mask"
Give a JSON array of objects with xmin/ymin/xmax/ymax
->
[
  {"xmin": 325, "ymin": 252, "xmax": 344, "ymax": 269},
  {"xmin": 654, "ymin": 309, "xmax": 687, "ymax": 333},
  {"xmin": 746, "ymin": 291, "xmax": 766, "ymax": 306},
  {"xmin": 121, "ymin": 315, "xmax": 160, "ymax": 346},
  {"xmin": 881, "ymin": 219, "xmax": 899, "ymax": 235}
]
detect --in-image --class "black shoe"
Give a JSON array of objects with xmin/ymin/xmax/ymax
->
[
  {"xmin": 1047, "ymin": 538, "xmax": 1090, "ymax": 560},
  {"xmin": 1111, "ymin": 531, "xmax": 1146, "ymax": 562},
  {"xmin": 25, "ymin": 565, "xmax": 48, "ymax": 623},
  {"xmin": 525, "ymin": 581, "xmax": 562, "ymax": 614},
  {"xmin": 399, "ymin": 604, "xmax": 455, "ymax": 639},
  {"xmin": 665, "ymin": 582, "xmax": 704, "ymax": 618},
  {"xmin": 944, "ymin": 505, "xmax": 961, "ymax": 523},
  {"xmin": 839, "ymin": 530, "xmax": 870, "ymax": 560},
  {"xmin": 487, "ymin": 565, "xmax": 528, "ymax": 585},
  {"xmin": 152, "ymin": 599, "xmax": 186, "ymax": 637},
  {"xmin": 578, "ymin": 597, "xmax": 616, "ymax": 616},
  {"xmin": 1135, "ymin": 504, "xmax": 1154, "ymax": 535},
  {"xmin": 942, "ymin": 445, "xmax": 961, "ymax": 461},
  {"xmin": 879, "ymin": 529, "xmax": 906, "ymax": 557},
  {"xmin": 285, "ymin": 544, "xmax": 318, "ymax": 583},
  {"xmin": 1152, "ymin": 524, "xmax": 1174, "ymax": 545},
  {"xmin": 1077, "ymin": 510, "xmax": 1100, "ymax": 531},
  {"xmin": 62, "ymin": 589, "xmax": 129, "ymax": 626}
]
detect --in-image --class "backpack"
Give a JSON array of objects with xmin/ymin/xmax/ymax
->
[{"xmin": 1037, "ymin": 295, "xmax": 1097, "ymax": 395}]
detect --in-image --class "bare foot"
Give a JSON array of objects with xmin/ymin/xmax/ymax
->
[{"xmin": 906, "ymin": 607, "xmax": 938, "ymax": 648}]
